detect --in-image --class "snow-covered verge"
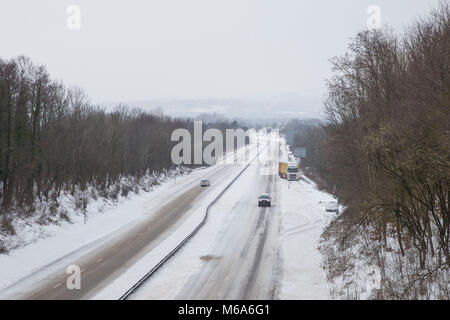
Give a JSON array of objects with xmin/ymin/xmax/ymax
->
[
  {"xmin": 277, "ymin": 175, "xmax": 338, "ymax": 299},
  {"xmin": 319, "ymin": 213, "xmax": 450, "ymax": 300},
  {"xmin": 0, "ymin": 167, "xmax": 193, "ymax": 253}
]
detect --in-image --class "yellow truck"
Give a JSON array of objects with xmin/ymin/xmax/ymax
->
[
  {"xmin": 278, "ymin": 162, "xmax": 288, "ymax": 179},
  {"xmin": 278, "ymin": 161, "xmax": 300, "ymax": 181}
]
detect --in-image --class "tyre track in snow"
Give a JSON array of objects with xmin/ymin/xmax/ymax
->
[{"xmin": 241, "ymin": 173, "xmax": 277, "ymax": 299}]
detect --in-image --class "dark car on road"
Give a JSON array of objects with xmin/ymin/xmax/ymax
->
[{"xmin": 258, "ymin": 193, "xmax": 271, "ymax": 207}]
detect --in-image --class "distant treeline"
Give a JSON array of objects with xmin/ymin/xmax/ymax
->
[
  {"xmin": 0, "ymin": 56, "xmax": 242, "ymax": 216},
  {"xmin": 289, "ymin": 3, "xmax": 449, "ymax": 298}
]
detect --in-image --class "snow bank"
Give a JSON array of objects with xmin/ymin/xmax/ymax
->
[{"xmin": 277, "ymin": 175, "xmax": 337, "ymax": 299}]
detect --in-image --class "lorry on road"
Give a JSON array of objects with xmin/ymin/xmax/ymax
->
[
  {"xmin": 278, "ymin": 162, "xmax": 288, "ymax": 179},
  {"xmin": 278, "ymin": 161, "xmax": 301, "ymax": 181}
]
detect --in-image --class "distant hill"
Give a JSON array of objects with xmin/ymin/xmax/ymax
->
[{"xmin": 100, "ymin": 92, "xmax": 325, "ymax": 121}]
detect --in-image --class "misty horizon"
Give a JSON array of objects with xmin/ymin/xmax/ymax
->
[{"xmin": 1, "ymin": 0, "xmax": 441, "ymax": 120}]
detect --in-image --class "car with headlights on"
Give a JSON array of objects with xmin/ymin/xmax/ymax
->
[{"xmin": 258, "ymin": 193, "xmax": 271, "ymax": 207}]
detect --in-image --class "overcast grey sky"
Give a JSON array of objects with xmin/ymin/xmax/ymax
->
[{"xmin": 0, "ymin": 0, "xmax": 442, "ymax": 105}]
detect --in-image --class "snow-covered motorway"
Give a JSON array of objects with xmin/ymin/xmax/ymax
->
[
  {"xmin": 0, "ymin": 133, "xmax": 337, "ymax": 300},
  {"xmin": 129, "ymin": 139, "xmax": 336, "ymax": 300}
]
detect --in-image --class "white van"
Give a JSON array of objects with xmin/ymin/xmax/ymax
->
[{"xmin": 200, "ymin": 179, "xmax": 210, "ymax": 187}]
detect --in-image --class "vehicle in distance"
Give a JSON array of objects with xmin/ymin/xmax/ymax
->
[
  {"xmin": 278, "ymin": 161, "xmax": 301, "ymax": 181},
  {"xmin": 200, "ymin": 179, "xmax": 210, "ymax": 187},
  {"xmin": 258, "ymin": 193, "xmax": 271, "ymax": 207},
  {"xmin": 325, "ymin": 201, "xmax": 339, "ymax": 213}
]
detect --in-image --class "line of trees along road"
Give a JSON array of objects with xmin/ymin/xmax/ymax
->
[
  {"xmin": 291, "ymin": 3, "xmax": 449, "ymax": 298},
  {"xmin": 0, "ymin": 56, "xmax": 241, "ymax": 225}
]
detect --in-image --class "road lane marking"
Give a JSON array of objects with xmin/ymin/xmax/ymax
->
[{"xmin": 53, "ymin": 283, "xmax": 62, "ymax": 289}]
